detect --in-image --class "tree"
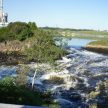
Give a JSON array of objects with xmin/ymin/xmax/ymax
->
[
  {"xmin": 0, "ymin": 22, "xmax": 33, "ymax": 42},
  {"xmin": 28, "ymin": 22, "xmax": 37, "ymax": 30}
]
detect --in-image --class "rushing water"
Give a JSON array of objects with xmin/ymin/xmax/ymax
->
[{"xmin": 0, "ymin": 38, "xmax": 108, "ymax": 108}]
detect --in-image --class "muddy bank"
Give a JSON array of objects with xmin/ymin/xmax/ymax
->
[
  {"xmin": 0, "ymin": 52, "xmax": 27, "ymax": 65},
  {"xmin": 84, "ymin": 45, "xmax": 108, "ymax": 54}
]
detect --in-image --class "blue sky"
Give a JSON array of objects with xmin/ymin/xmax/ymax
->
[{"xmin": 4, "ymin": 0, "xmax": 108, "ymax": 30}]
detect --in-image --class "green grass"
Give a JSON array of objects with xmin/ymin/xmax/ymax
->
[
  {"xmin": 88, "ymin": 39, "xmax": 108, "ymax": 46},
  {"xmin": 0, "ymin": 77, "xmax": 60, "ymax": 107},
  {"xmin": 85, "ymin": 39, "xmax": 108, "ymax": 54},
  {"xmin": 75, "ymin": 30, "xmax": 108, "ymax": 35},
  {"xmin": 41, "ymin": 27, "xmax": 108, "ymax": 40}
]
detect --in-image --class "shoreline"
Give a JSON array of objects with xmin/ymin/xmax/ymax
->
[{"xmin": 84, "ymin": 45, "xmax": 108, "ymax": 55}]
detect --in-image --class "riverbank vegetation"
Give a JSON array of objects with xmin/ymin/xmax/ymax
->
[
  {"xmin": 1, "ymin": 24, "xmax": 108, "ymax": 107},
  {"xmin": 88, "ymin": 39, "xmax": 108, "ymax": 46},
  {"xmin": 0, "ymin": 22, "xmax": 67, "ymax": 106},
  {"xmin": 0, "ymin": 76, "xmax": 60, "ymax": 107},
  {"xmin": 0, "ymin": 77, "xmax": 43, "ymax": 106},
  {"xmin": 84, "ymin": 39, "xmax": 108, "ymax": 54},
  {"xmin": 0, "ymin": 22, "xmax": 67, "ymax": 65}
]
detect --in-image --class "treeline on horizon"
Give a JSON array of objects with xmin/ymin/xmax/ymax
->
[{"xmin": 41, "ymin": 26, "xmax": 108, "ymax": 32}]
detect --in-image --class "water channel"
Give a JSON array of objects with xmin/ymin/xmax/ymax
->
[{"xmin": 0, "ymin": 38, "xmax": 108, "ymax": 108}]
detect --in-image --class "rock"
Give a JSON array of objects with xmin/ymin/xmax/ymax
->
[
  {"xmin": 60, "ymin": 90, "xmax": 82, "ymax": 102},
  {"xmin": 0, "ymin": 66, "xmax": 16, "ymax": 78},
  {"xmin": 54, "ymin": 98, "xmax": 78, "ymax": 108},
  {"xmin": 35, "ymin": 80, "xmax": 43, "ymax": 85},
  {"xmin": 69, "ymin": 92, "xmax": 82, "ymax": 102}
]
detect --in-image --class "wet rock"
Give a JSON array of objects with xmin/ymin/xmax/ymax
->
[
  {"xmin": 61, "ymin": 91, "xmax": 82, "ymax": 102},
  {"xmin": 68, "ymin": 92, "xmax": 82, "ymax": 102},
  {"xmin": 74, "ymin": 83, "xmax": 86, "ymax": 90},
  {"xmin": 0, "ymin": 66, "xmax": 16, "ymax": 78},
  {"xmin": 54, "ymin": 98, "xmax": 78, "ymax": 108}
]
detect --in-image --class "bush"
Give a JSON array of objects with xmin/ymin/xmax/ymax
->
[
  {"xmin": 0, "ymin": 22, "xmax": 67, "ymax": 64},
  {"xmin": 25, "ymin": 30, "xmax": 67, "ymax": 63},
  {"xmin": 0, "ymin": 77, "xmax": 43, "ymax": 106},
  {"xmin": 0, "ymin": 22, "xmax": 33, "ymax": 42},
  {"xmin": 28, "ymin": 22, "xmax": 38, "ymax": 30},
  {"xmin": 0, "ymin": 27, "xmax": 8, "ymax": 42},
  {"xmin": 0, "ymin": 77, "xmax": 59, "ymax": 106}
]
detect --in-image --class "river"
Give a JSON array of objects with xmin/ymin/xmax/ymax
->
[{"xmin": 0, "ymin": 38, "xmax": 108, "ymax": 108}]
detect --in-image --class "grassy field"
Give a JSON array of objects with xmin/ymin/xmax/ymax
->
[{"xmin": 88, "ymin": 39, "xmax": 108, "ymax": 46}]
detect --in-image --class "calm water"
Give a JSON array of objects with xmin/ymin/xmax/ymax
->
[
  {"xmin": 67, "ymin": 38, "xmax": 93, "ymax": 47},
  {"xmin": 55, "ymin": 37, "xmax": 93, "ymax": 49}
]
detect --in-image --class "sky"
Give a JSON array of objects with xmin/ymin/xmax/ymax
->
[{"xmin": 4, "ymin": 0, "xmax": 108, "ymax": 30}]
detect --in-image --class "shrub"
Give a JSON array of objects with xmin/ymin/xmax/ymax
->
[
  {"xmin": 0, "ymin": 77, "xmax": 43, "ymax": 106},
  {"xmin": 0, "ymin": 22, "xmax": 67, "ymax": 64},
  {"xmin": 0, "ymin": 22, "xmax": 33, "ymax": 42},
  {"xmin": 0, "ymin": 27, "xmax": 8, "ymax": 42},
  {"xmin": 7, "ymin": 22, "xmax": 33, "ymax": 41},
  {"xmin": 28, "ymin": 22, "xmax": 38, "ymax": 30},
  {"xmin": 25, "ymin": 30, "xmax": 67, "ymax": 63}
]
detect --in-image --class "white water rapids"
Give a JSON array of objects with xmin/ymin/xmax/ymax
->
[{"xmin": 0, "ymin": 38, "xmax": 108, "ymax": 107}]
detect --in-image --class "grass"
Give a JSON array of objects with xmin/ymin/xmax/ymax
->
[
  {"xmin": 88, "ymin": 39, "xmax": 108, "ymax": 46},
  {"xmin": 42, "ymin": 27, "xmax": 108, "ymax": 40},
  {"xmin": 84, "ymin": 39, "xmax": 108, "ymax": 54}
]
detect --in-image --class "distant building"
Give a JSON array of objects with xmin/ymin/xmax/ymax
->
[{"xmin": 0, "ymin": 0, "xmax": 8, "ymax": 27}]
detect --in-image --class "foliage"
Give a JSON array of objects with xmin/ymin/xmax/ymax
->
[
  {"xmin": 42, "ymin": 27, "xmax": 108, "ymax": 39},
  {"xmin": 0, "ymin": 77, "xmax": 43, "ymax": 106},
  {"xmin": 0, "ymin": 77, "xmax": 15, "ymax": 89},
  {"xmin": 0, "ymin": 77, "xmax": 59, "ymax": 107},
  {"xmin": 89, "ymin": 39, "xmax": 108, "ymax": 46},
  {"xmin": 0, "ymin": 27, "xmax": 9, "ymax": 42},
  {"xmin": 0, "ymin": 22, "xmax": 67, "ymax": 63},
  {"xmin": 15, "ymin": 66, "xmax": 29, "ymax": 86},
  {"xmin": 28, "ymin": 22, "xmax": 38, "ymax": 30},
  {"xmin": 25, "ymin": 30, "xmax": 67, "ymax": 63},
  {"xmin": 0, "ymin": 22, "xmax": 33, "ymax": 42}
]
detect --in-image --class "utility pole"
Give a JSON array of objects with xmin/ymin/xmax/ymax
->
[
  {"xmin": 0, "ymin": 0, "xmax": 4, "ymax": 26},
  {"xmin": 0, "ymin": 0, "xmax": 3, "ymax": 12},
  {"xmin": 0, "ymin": 0, "xmax": 8, "ymax": 27}
]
